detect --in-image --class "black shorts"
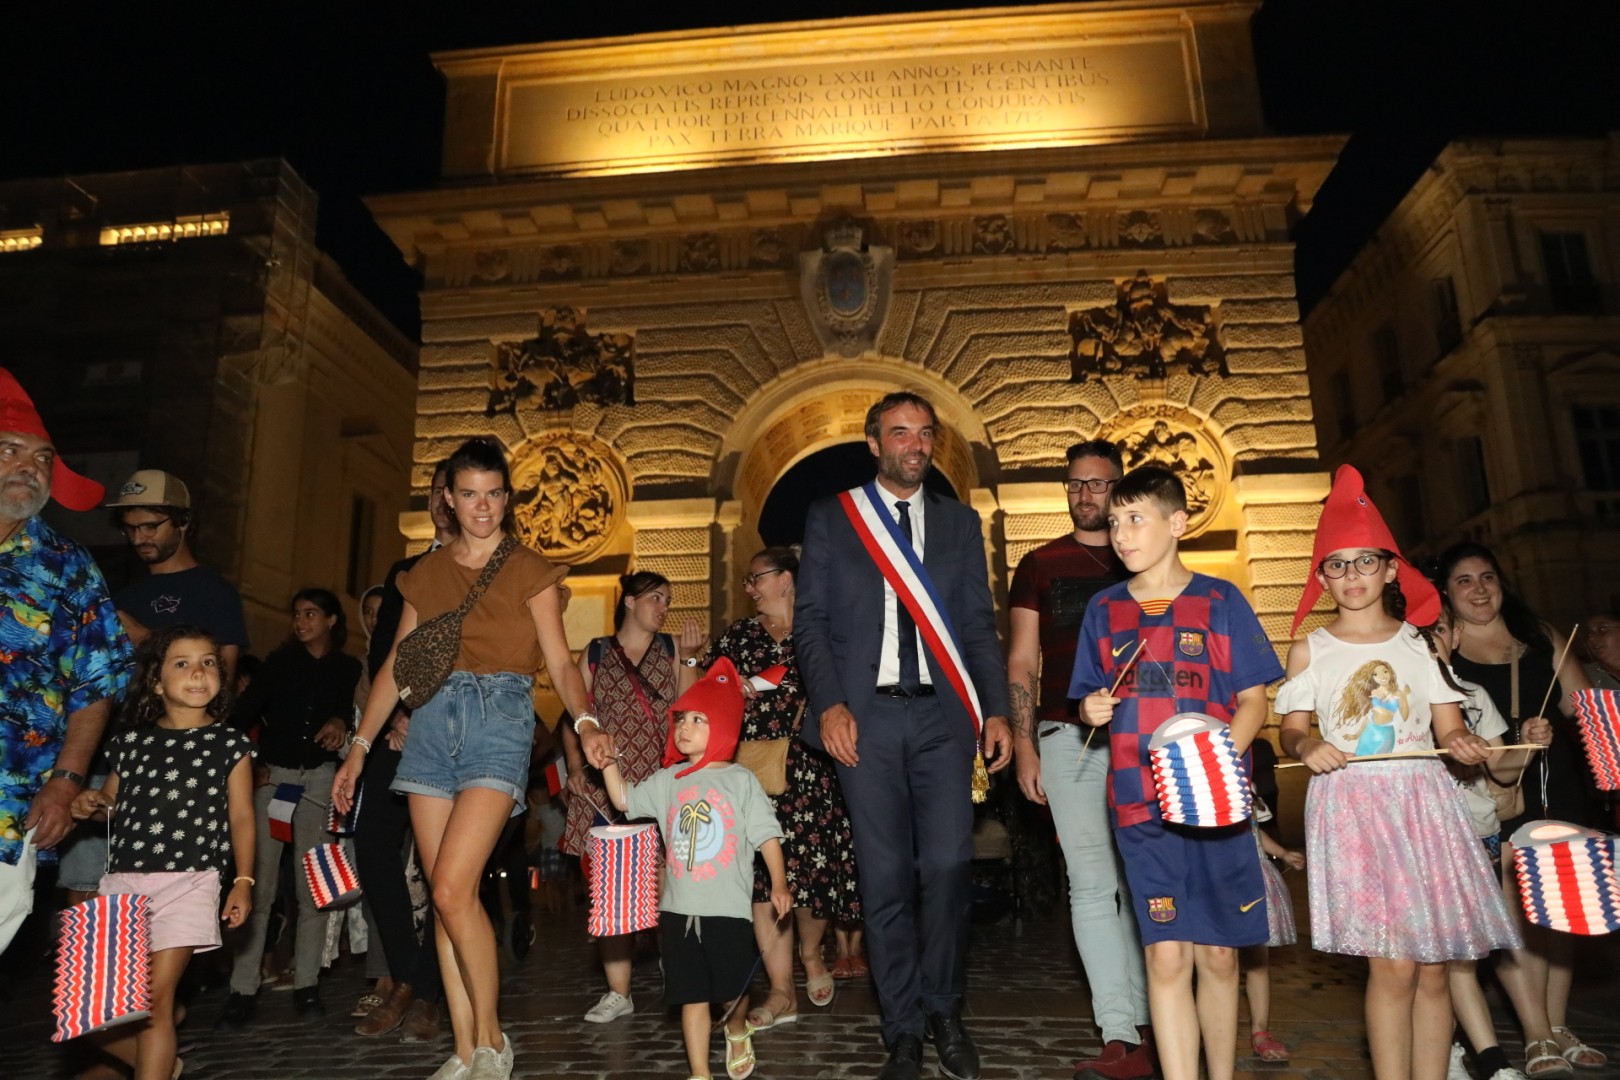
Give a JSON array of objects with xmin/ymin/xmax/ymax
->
[{"xmin": 659, "ymin": 912, "xmax": 759, "ymax": 1006}]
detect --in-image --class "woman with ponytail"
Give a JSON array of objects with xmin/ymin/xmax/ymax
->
[{"xmin": 559, "ymin": 570, "xmax": 705, "ymax": 1024}]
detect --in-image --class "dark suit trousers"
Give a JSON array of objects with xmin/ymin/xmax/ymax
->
[
  {"xmin": 836, "ymin": 693, "xmax": 974, "ymax": 1044},
  {"xmin": 353, "ymin": 747, "xmax": 441, "ymax": 1002}
]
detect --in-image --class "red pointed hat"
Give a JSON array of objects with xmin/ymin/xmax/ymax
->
[
  {"xmin": 663, "ymin": 655, "xmax": 745, "ymax": 779},
  {"xmin": 1291, "ymin": 464, "xmax": 1441, "ymax": 635},
  {"xmin": 0, "ymin": 367, "xmax": 105, "ymax": 511}
]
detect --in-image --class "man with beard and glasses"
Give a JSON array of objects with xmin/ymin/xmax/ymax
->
[
  {"xmin": 108, "ymin": 470, "xmax": 250, "ymax": 685},
  {"xmin": 1008, "ymin": 440, "xmax": 1157, "ymax": 1080},
  {"xmin": 795, "ymin": 391, "xmax": 1011, "ymax": 1080},
  {"xmin": 0, "ymin": 368, "xmax": 132, "ymax": 955}
]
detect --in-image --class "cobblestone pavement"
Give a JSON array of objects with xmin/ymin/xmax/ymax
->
[{"xmin": 3, "ymin": 879, "xmax": 1617, "ymax": 1080}]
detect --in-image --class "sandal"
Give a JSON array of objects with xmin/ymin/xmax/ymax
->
[
  {"xmin": 1551, "ymin": 1028, "xmax": 1607, "ymax": 1069},
  {"xmin": 830, "ymin": 957, "xmax": 854, "ymax": 980},
  {"xmin": 1526, "ymin": 1040, "xmax": 1576, "ymax": 1078},
  {"xmin": 350, "ymin": 993, "xmax": 384, "ymax": 1018},
  {"xmin": 744, "ymin": 991, "xmax": 798, "ymax": 1031},
  {"xmin": 806, "ymin": 971, "xmax": 835, "ymax": 1008},
  {"xmin": 848, "ymin": 955, "xmax": 870, "ymax": 979},
  {"xmin": 725, "ymin": 1023, "xmax": 756, "ymax": 1080},
  {"xmin": 1251, "ymin": 1031, "xmax": 1290, "ymax": 1062}
]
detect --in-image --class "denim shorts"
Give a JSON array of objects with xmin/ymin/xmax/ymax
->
[{"xmin": 392, "ymin": 670, "xmax": 535, "ymax": 812}]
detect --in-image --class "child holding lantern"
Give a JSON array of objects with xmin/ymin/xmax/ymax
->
[{"xmin": 601, "ymin": 657, "xmax": 791, "ymax": 1080}]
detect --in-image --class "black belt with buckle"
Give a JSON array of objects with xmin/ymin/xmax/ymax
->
[{"xmin": 875, "ymin": 685, "xmax": 936, "ymax": 698}]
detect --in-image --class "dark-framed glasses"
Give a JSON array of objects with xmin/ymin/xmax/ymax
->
[
  {"xmin": 744, "ymin": 568, "xmax": 786, "ymax": 587},
  {"xmin": 1063, "ymin": 478, "xmax": 1118, "ymax": 494},
  {"xmin": 1320, "ymin": 553, "xmax": 1389, "ymax": 579},
  {"xmin": 119, "ymin": 517, "xmax": 171, "ymax": 538}
]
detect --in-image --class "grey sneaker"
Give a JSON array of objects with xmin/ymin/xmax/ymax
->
[
  {"xmin": 583, "ymin": 991, "xmax": 633, "ymax": 1023},
  {"xmin": 1450, "ymin": 1044, "xmax": 1472, "ymax": 1080},
  {"xmin": 467, "ymin": 1037, "xmax": 513, "ymax": 1080},
  {"xmin": 427, "ymin": 1053, "xmax": 468, "ymax": 1080}
]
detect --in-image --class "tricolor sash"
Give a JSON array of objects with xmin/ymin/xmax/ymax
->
[{"xmin": 838, "ymin": 482, "xmax": 984, "ymax": 742}]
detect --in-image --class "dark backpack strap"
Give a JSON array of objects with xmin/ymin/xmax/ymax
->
[
  {"xmin": 587, "ymin": 637, "xmax": 605, "ymax": 675},
  {"xmin": 658, "ymin": 632, "xmax": 675, "ymax": 660}
]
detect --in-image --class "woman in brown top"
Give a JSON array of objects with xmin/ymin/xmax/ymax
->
[
  {"xmin": 333, "ymin": 438, "xmax": 605, "ymax": 1080},
  {"xmin": 560, "ymin": 570, "xmax": 703, "ymax": 1023}
]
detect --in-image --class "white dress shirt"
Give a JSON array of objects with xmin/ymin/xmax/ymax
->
[{"xmin": 876, "ymin": 491, "xmax": 933, "ymax": 687}]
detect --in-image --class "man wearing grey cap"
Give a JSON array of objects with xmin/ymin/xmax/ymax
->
[{"xmin": 109, "ymin": 469, "xmax": 250, "ymax": 683}]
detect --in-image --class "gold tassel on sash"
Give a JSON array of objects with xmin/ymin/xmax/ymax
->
[{"xmin": 971, "ymin": 751, "xmax": 990, "ymax": 803}]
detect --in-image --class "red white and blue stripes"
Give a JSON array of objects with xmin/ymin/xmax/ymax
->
[
  {"xmin": 1511, "ymin": 821, "xmax": 1620, "ymax": 936},
  {"xmin": 53, "ymin": 894, "xmax": 153, "ymax": 1042},
  {"xmin": 303, "ymin": 842, "xmax": 363, "ymax": 909},
  {"xmin": 586, "ymin": 823, "xmax": 661, "ymax": 938},
  {"xmin": 1570, "ymin": 689, "xmax": 1620, "ymax": 791},
  {"xmin": 839, "ymin": 482, "xmax": 983, "ymax": 740},
  {"xmin": 326, "ymin": 784, "xmax": 362, "ymax": 836},
  {"xmin": 268, "ymin": 783, "xmax": 302, "ymax": 844},
  {"xmin": 1148, "ymin": 712, "xmax": 1253, "ymax": 827}
]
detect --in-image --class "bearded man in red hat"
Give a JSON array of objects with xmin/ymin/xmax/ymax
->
[{"xmin": 0, "ymin": 367, "xmax": 133, "ymax": 955}]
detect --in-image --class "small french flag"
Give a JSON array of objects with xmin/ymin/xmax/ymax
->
[
  {"xmin": 543, "ymin": 755, "xmax": 568, "ymax": 797},
  {"xmin": 268, "ymin": 784, "xmax": 303, "ymax": 844},
  {"xmin": 748, "ymin": 665, "xmax": 790, "ymax": 693}
]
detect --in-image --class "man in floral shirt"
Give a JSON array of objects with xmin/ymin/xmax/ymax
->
[{"xmin": 0, "ymin": 367, "xmax": 131, "ymax": 954}]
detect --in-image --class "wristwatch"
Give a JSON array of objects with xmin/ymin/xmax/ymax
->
[
  {"xmin": 683, "ymin": 657, "xmax": 699, "ymax": 668},
  {"xmin": 51, "ymin": 769, "xmax": 88, "ymax": 788}
]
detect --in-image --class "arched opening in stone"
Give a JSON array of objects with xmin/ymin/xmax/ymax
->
[{"xmin": 756, "ymin": 440, "xmax": 959, "ymax": 547}]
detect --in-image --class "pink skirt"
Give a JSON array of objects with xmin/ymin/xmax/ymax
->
[
  {"xmin": 99, "ymin": 871, "xmax": 222, "ymax": 954},
  {"xmin": 1305, "ymin": 759, "xmax": 1520, "ymax": 961}
]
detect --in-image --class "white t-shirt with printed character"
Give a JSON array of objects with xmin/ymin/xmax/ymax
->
[{"xmin": 1275, "ymin": 624, "xmax": 1465, "ymax": 755}]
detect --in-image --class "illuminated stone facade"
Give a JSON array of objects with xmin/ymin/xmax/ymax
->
[
  {"xmin": 370, "ymin": 1, "xmax": 1348, "ymax": 711},
  {"xmin": 1304, "ymin": 138, "xmax": 1620, "ymax": 624},
  {"xmin": 0, "ymin": 160, "xmax": 419, "ymax": 651}
]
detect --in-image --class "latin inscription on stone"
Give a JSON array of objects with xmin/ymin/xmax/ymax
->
[{"xmin": 503, "ymin": 38, "xmax": 1198, "ymax": 174}]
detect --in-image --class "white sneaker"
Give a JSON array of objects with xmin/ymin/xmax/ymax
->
[
  {"xmin": 467, "ymin": 1037, "xmax": 513, "ymax": 1080},
  {"xmin": 1486, "ymin": 1070, "xmax": 1529, "ymax": 1080},
  {"xmin": 1450, "ymin": 1044, "xmax": 1473, "ymax": 1080},
  {"xmin": 427, "ymin": 1053, "xmax": 468, "ymax": 1080},
  {"xmin": 584, "ymin": 990, "xmax": 634, "ymax": 1023}
]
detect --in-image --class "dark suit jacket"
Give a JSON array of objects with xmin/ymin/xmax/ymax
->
[{"xmin": 795, "ymin": 485, "xmax": 1009, "ymax": 750}]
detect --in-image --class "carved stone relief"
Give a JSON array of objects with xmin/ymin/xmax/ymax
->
[
  {"xmin": 509, "ymin": 432, "xmax": 628, "ymax": 563},
  {"xmin": 799, "ymin": 220, "xmax": 894, "ymax": 358},
  {"xmin": 1046, "ymin": 213, "xmax": 1087, "ymax": 252},
  {"xmin": 1192, "ymin": 209, "xmax": 1236, "ymax": 244},
  {"xmin": 1070, "ymin": 270, "xmax": 1227, "ymax": 382},
  {"xmin": 680, "ymin": 233, "xmax": 720, "ymax": 273},
  {"xmin": 1097, "ymin": 404, "xmax": 1229, "ymax": 536},
  {"xmin": 486, "ymin": 307, "xmax": 634, "ymax": 415},
  {"xmin": 473, "ymin": 249, "xmax": 511, "ymax": 283},
  {"xmin": 973, "ymin": 215, "xmax": 1016, "ymax": 255},
  {"xmin": 896, "ymin": 220, "xmax": 940, "ymax": 258},
  {"xmin": 1118, "ymin": 210, "xmax": 1162, "ymax": 246}
]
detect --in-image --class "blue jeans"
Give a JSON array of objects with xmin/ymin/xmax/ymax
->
[{"xmin": 1040, "ymin": 723, "xmax": 1149, "ymax": 1045}]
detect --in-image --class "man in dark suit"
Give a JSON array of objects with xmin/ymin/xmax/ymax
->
[{"xmin": 796, "ymin": 391, "xmax": 1012, "ymax": 1080}]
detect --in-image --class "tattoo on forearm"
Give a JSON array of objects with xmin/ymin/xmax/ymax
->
[{"xmin": 1008, "ymin": 671, "xmax": 1038, "ymax": 740}]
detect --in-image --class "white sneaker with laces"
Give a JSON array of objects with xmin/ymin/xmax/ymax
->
[
  {"xmin": 1487, "ymin": 1070, "xmax": 1529, "ymax": 1080},
  {"xmin": 427, "ymin": 1053, "xmax": 468, "ymax": 1080},
  {"xmin": 467, "ymin": 1037, "xmax": 513, "ymax": 1080},
  {"xmin": 1450, "ymin": 1044, "xmax": 1473, "ymax": 1080},
  {"xmin": 584, "ymin": 991, "xmax": 634, "ymax": 1023}
]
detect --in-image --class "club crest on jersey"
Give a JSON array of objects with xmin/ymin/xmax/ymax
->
[
  {"xmin": 1177, "ymin": 631, "xmax": 1205, "ymax": 657},
  {"xmin": 1148, "ymin": 896, "xmax": 1177, "ymax": 922}
]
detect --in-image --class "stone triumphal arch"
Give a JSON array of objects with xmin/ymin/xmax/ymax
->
[{"xmin": 369, "ymin": 0, "xmax": 1343, "ymax": 712}]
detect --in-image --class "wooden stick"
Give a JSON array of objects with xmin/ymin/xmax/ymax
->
[
  {"xmin": 1532, "ymin": 624, "xmax": 1579, "ymax": 724},
  {"xmin": 1079, "ymin": 639, "xmax": 1149, "ymax": 767},
  {"xmin": 1277, "ymin": 744, "xmax": 1549, "ymax": 769}
]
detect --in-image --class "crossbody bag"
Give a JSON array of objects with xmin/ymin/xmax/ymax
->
[{"xmin": 394, "ymin": 535, "xmax": 518, "ymax": 707}]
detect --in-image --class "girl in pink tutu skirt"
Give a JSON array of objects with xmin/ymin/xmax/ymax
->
[{"xmin": 1276, "ymin": 467, "xmax": 1520, "ymax": 1080}]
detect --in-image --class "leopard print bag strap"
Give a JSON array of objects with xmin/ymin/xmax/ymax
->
[{"xmin": 393, "ymin": 535, "xmax": 519, "ymax": 707}]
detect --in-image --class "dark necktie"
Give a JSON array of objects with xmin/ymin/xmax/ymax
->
[{"xmin": 895, "ymin": 500, "xmax": 920, "ymax": 691}]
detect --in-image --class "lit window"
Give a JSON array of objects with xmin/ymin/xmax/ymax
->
[
  {"xmin": 100, "ymin": 212, "xmax": 229, "ymax": 246},
  {"xmin": 0, "ymin": 228, "xmax": 43, "ymax": 253}
]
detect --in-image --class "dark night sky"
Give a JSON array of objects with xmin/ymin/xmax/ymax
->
[{"xmin": 3, "ymin": 1, "xmax": 1615, "ymax": 339}]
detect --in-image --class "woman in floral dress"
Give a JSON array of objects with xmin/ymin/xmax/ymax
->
[
  {"xmin": 560, "ymin": 571, "xmax": 702, "ymax": 1024},
  {"xmin": 704, "ymin": 546, "xmax": 861, "ymax": 1031}
]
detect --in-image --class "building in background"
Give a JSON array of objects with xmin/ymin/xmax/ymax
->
[
  {"xmin": 1303, "ymin": 137, "xmax": 1620, "ymax": 624},
  {"xmin": 0, "ymin": 159, "xmax": 418, "ymax": 653},
  {"xmin": 367, "ymin": 0, "xmax": 1348, "ymax": 718}
]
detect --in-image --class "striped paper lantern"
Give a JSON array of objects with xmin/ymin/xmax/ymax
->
[
  {"xmin": 1570, "ymin": 689, "xmax": 1620, "ymax": 791},
  {"xmin": 53, "ymin": 893, "xmax": 153, "ymax": 1042},
  {"xmin": 1511, "ymin": 820, "xmax": 1620, "ymax": 936},
  {"xmin": 1148, "ymin": 712, "xmax": 1253, "ymax": 827},
  {"xmin": 302, "ymin": 842, "xmax": 363, "ymax": 910},
  {"xmin": 327, "ymin": 786, "xmax": 363, "ymax": 836},
  {"xmin": 586, "ymin": 823, "xmax": 662, "ymax": 938}
]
